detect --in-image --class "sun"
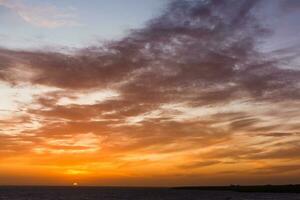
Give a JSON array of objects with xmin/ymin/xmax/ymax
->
[{"xmin": 73, "ymin": 182, "xmax": 78, "ymax": 186}]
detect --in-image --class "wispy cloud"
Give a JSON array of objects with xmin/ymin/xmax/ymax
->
[{"xmin": 0, "ymin": 0, "xmax": 79, "ymax": 28}]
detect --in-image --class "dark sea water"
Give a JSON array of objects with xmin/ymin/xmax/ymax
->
[{"xmin": 0, "ymin": 187, "xmax": 299, "ymax": 200}]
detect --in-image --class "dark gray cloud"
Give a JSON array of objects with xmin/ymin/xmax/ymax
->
[
  {"xmin": 280, "ymin": 0, "xmax": 300, "ymax": 12},
  {"xmin": 0, "ymin": 0, "xmax": 298, "ymax": 106}
]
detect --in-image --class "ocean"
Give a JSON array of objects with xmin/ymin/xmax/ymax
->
[{"xmin": 0, "ymin": 187, "xmax": 299, "ymax": 200}]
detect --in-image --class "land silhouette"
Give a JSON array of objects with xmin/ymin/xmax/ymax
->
[{"xmin": 173, "ymin": 184, "xmax": 300, "ymax": 193}]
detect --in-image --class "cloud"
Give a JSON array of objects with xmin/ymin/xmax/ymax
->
[
  {"xmin": 178, "ymin": 160, "xmax": 221, "ymax": 169},
  {"xmin": 0, "ymin": 0, "xmax": 298, "ymax": 102},
  {"xmin": 0, "ymin": 0, "xmax": 299, "ymax": 184},
  {"xmin": 255, "ymin": 164, "xmax": 300, "ymax": 174},
  {"xmin": 280, "ymin": 0, "xmax": 300, "ymax": 13},
  {"xmin": 0, "ymin": 0, "xmax": 79, "ymax": 28}
]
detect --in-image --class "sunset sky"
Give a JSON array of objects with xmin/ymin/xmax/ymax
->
[{"xmin": 0, "ymin": 0, "xmax": 300, "ymax": 186}]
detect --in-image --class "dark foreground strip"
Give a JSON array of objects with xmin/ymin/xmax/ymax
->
[{"xmin": 173, "ymin": 185, "xmax": 300, "ymax": 193}]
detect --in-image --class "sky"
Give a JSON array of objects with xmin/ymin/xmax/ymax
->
[
  {"xmin": 0, "ymin": 0, "xmax": 167, "ymax": 49},
  {"xmin": 0, "ymin": 0, "xmax": 300, "ymax": 186}
]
